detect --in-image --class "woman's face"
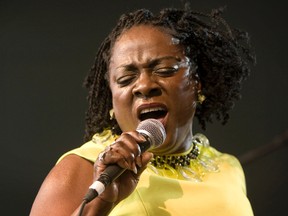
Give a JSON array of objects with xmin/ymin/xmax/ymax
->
[{"xmin": 108, "ymin": 25, "xmax": 199, "ymax": 154}]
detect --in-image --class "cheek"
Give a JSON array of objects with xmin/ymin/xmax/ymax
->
[
  {"xmin": 111, "ymin": 87, "xmax": 130, "ymax": 112},
  {"xmin": 172, "ymin": 78, "xmax": 198, "ymax": 115},
  {"xmin": 174, "ymin": 73, "xmax": 197, "ymax": 99},
  {"xmin": 110, "ymin": 86, "xmax": 135, "ymax": 129},
  {"xmin": 181, "ymin": 87, "xmax": 197, "ymax": 111}
]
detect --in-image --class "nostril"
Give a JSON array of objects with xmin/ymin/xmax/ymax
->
[
  {"xmin": 134, "ymin": 87, "xmax": 161, "ymax": 99},
  {"xmin": 149, "ymin": 88, "xmax": 161, "ymax": 97},
  {"xmin": 134, "ymin": 91, "xmax": 143, "ymax": 98}
]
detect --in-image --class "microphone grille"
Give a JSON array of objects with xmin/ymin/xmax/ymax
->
[{"xmin": 137, "ymin": 119, "xmax": 166, "ymax": 148}]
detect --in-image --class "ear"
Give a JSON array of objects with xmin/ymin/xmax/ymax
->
[
  {"xmin": 192, "ymin": 73, "xmax": 202, "ymax": 92},
  {"xmin": 195, "ymin": 77, "xmax": 201, "ymax": 90}
]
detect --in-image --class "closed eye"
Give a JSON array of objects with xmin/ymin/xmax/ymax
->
[
  {"xmin": 154, "ymin": 66, "xmax": 178, "ymax": 77},
  {"xmin": 116, "ymin": 74, "xmax": 137, "ymax": 87}
]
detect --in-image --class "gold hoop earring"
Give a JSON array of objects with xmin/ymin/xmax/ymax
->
[
  {"xmin": 197, "ymin": 91, "xmax": 206, "ymax": 104},
  {"xmin": 109, "ymin": 109, "xmax": 115, "ymax": 120}
]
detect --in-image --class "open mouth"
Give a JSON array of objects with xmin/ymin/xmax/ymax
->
[{"xmin": 139, "ymin": 107, "xmax": 167, "ymax": 121}]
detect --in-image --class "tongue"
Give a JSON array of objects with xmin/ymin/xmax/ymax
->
[{"xmin": 140, "ymin": 110, "xmax": 167, "ymax": 121}]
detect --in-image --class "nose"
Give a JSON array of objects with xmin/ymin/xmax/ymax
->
[{"xmin": 132, "ymin": 72, "xmax": 161, "ymax": 99}]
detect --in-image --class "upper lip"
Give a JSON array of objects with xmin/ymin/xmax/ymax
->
[{"xmin": 137, "ymin": 103, "xmax": 168, "ymax": 119}]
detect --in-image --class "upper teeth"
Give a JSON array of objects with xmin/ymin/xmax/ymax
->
[{"xmin": 140, "ymin": 107, "xmax": 165, "ymax": 114}]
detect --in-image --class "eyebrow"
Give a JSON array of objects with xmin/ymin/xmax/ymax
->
[
  {"xmin": 116, "ymin": 56, "xmax": 182, "ymax": 70},
  {"xmin": 148, "ymin": 56, "xmax": 182, "ymax": 68}
]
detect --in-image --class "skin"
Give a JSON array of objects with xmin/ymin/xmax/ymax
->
[
  {"xmin": 109, "ymin": 25, "xmax": 199, "ymax": 154},
  {"xmin": 30, "ymin": 25, "xmax": 200, "ymax": 215}
]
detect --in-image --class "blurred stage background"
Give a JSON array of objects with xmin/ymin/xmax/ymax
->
[{"xmin": 1, "ymin": 0, "xmax": 287, "ymax": 215}]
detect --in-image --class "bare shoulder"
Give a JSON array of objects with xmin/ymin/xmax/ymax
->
[{"xmin": 30, "ymin": 154, "xmax": 94, "ymax": 216}]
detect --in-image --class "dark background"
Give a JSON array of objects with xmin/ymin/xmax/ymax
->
[{"xmin": 1, "ymin": 0, "xmax": 287, "ymax": 215}]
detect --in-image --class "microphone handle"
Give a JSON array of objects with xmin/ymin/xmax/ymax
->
[
  {"xmin": 99, "ymin": 164, "xmax": 125, "ymax": 186},
  {"xmin": 84, "ymin": 136, "xmax": 151, "ymax": 203},
  {"xmin": 98, "ymin": 135, "xmax": 151, "ymax": 185}
]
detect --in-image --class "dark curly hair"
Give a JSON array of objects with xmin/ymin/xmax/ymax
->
[{"xmin": 83, "ymin": 6, "xmax": 255, "ymax": 142}]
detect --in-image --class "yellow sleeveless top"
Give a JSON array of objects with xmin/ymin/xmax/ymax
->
[{"xmin": 58, "ymin": 131, "xmax": 254, "ymax": 216}]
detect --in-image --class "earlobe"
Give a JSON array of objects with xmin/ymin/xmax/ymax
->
[
  {"xmin": 196, "ymin": 82, "xmax": 206, "ymax": 104},
  {"xmin": 197, "ymin": 90, "xmax": 206, "ymax": 104},
  {"xmin": 109, "ymin": 109, "xmax": 115, "ymax": 120},
  {"xmin": 194, "ymin": 78, "xmax": 206, "ymax": 104}
]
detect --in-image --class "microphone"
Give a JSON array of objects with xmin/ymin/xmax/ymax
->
[{"xmin": 83, "ymin": 119, "xmax": 166, "ymax": 203}]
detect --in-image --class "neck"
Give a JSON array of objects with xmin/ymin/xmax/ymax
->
[{"xmin": 151, "ymin": 124, "xmax": 194, "ymax": 155}]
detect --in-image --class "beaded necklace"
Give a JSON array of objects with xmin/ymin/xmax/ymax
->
[
  {"xmin": 92, "ymin": 130, "xmax": 220, "ymax": 182},
  {"xmin": 147, "ymin": 133, "xmax": 219, "ymax": 182}
]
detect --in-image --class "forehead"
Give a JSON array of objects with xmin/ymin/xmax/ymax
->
[
  {"xmin": 117, "ymin": 25, "xmax": 170, "ymax": 41},
  {"xmin": 110, "ymin": 25, "xmax": 184, "ymax": 66}
]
